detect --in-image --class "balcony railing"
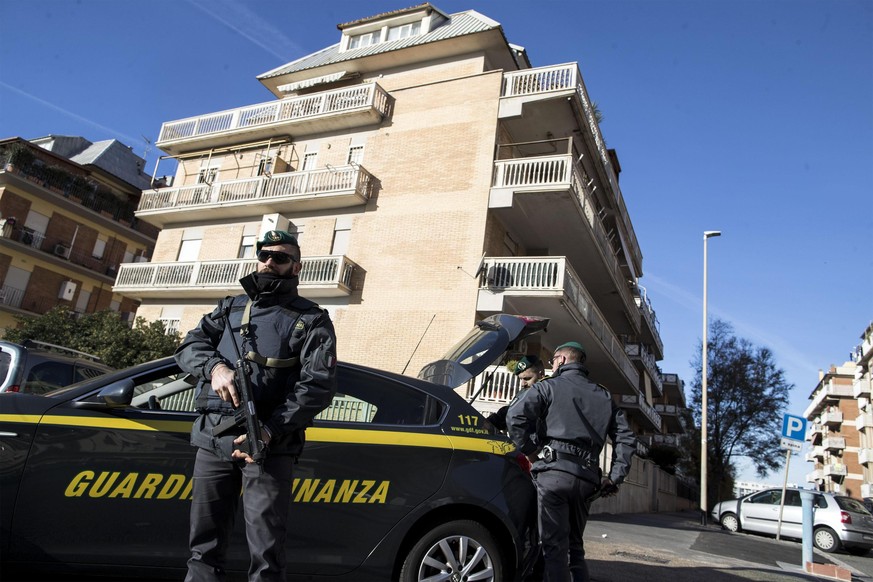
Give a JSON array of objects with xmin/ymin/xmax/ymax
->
[
  {"xmin": 157, "ymin": 83, "xmax": 389, "ymax": 145},
  {"xmin": 821, "ymin": 410, "xmax": 844, "ymax": 425},
  {"xmin": 854, "ymin": 377, "xmax": 872, "ymax": 399},
  {"xmin": 501, "ymin": 64, "xmax": 640, "ymax": 264},
  {"xmin": 803, "ymin": 384, "xmax": 854, "ymax": 417},
  {"xmin": 634, "ymin": 285, "xmax": 663, "ymax": 355},
  {"xmin": 654, "ymin": 404, "xmax": 678, "ymax": 416},
  {"xmin": 480, "ymin": 256, "xmax": 637, "ymax": 385},
  {"xmin": 464, "ymin": 365, "xmax": 521, "ymax": 405},
  {"xmin": 137, "ymin": 165, "xmax": 374, "ymax": 217},
  {"xmin": 0, "ymin": 284, "xmax": 25, "ymax": 309},
  {"xmin": 623, "ymin": 341, "xmax": 663, "ymax": 393},
  {"xmin": 491, "ymin": 155, "xmax": 637, "ymax": 317},
  {"xmin": 114, "ymin": 255, "xmax": 356, "ymax": 298},
  {"xmin": 858, "ymin": 412, "xmax": 873, "ymax": 430},
  {"xmin": 823, "ymin": 463, "xmax": 847, "ymax": 477},
  {"xmin": 1, "ymin": 224, "xmax": 120, "ymax": 278},
  {"xmin": 620, "ymin": 394, "xmax": 661, "ymax": 430},
  {"xmin": 806, "ymin": 469, "xmax": 823, "ymax": 482},
  {"xmin": 864, "ymin": 483, "xmax": 873, "ymax": 498},
  {"xmin": 859, "ymin": 448, "xmax": 873, "ymax": 465},
  {"xmin": 823, "ymin": 436, "xmax": 846, "ymax": 451}
]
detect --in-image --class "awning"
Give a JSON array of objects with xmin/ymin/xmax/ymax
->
[{"xmin": 277, "ymin": 71, "xmax": 358, "ymax": 93}]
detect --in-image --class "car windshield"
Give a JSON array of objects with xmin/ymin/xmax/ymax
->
[{"xmin": 836, "ymin": 496, "xmax": 872, "ymax": 515}]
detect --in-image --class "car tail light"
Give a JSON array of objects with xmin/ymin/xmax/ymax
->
[
  {"xmin": 514, "ymin": 452, "xmax": 532, "ymax": 475},
  {"xmin": 841, "ymin": 511, "xmax": 852, "ymax": 524}
]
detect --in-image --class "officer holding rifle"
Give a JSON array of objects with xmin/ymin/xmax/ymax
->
[{"xmin": 176, "ymin": 230, "xmax": 337, "ymax": 582}]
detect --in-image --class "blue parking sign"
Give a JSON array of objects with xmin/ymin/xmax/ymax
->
[{"xmin": 781, "ymin": 414, "xmax": 807, "ymax": 441}]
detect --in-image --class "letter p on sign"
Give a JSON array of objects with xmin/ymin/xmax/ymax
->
[{"xmin": 782, "ymin": 414, "xmax": 806, "ymax": 441}]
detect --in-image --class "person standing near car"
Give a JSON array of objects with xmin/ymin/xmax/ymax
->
[
  {"xmin": 486, "ymin": 354, "xmax": 546, "ymax": 432},
  {"xmin": 507, "ymin": 341, "xmax": 636, "ymax": 582},
  {"xmin": 175, "ymin": 230, "xmax": 337, "ymax": 582}
]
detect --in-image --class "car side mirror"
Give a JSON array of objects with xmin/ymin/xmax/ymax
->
[{"xmin": 73, "ymin": 379, "xmax": 135, "ymax": 409}]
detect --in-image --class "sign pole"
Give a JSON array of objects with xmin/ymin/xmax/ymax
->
[{"xmin": 776, "ymin": 448, "xmax": 792, "ymax": 541}]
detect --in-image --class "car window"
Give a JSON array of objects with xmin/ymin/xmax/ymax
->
[
  {"xmin": 74, "ymin": 364, "xmax": 110, "ymax": 383},
  {"xmin": 125, "ymin": 368, "xmax": 198, "ymax": 412},
  {"xmin": 748, "ymin": 490, "xmax": 780, "ymax": 505},
  {"xmin": 836, "ymin": 496, "xmax": 872, "ymax": 515},
  {"xmin": 0, "ymin": 351, "xmax": 11, "ymax": 384},
  {"xmin": 785, "ymin": 490, "xmax": 802, "ymax": 506},
  {"xmin": 25, "ymin": 361, "xmax": 73, "ymax": 395},
  {"xmin": 316, "ymin": 368, "xmax": 444, "ymax": 426}
]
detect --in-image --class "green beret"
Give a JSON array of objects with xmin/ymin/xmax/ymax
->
[
  {"xmin": 555, "ymin": 341, "xmax": 585, "ymax": 354},
  {"xmin": 514, "ymin": 355, "xmax": 542, "ymax": 375},
  {"xmin": 257, "ymin": 230, "xmax": 299, "ymax": 251}
]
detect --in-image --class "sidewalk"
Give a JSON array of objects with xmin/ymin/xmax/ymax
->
[{"xmin": 580, "ymin": 511, "xmax": 867, "ymax": 582}]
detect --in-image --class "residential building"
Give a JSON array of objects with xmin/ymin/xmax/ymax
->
[
  {"xmin": 852, "ymin": 322, "xmax": 873, "ymax": 499},
  {"xmin": 804, "ymin": 361, "xmax": 861, "ymax": 497},
  {"xmin": 116, "ymin": 4, "xmax": 667, "ymax": 445},
  {"xmin": 0, "ymin": 136, "xmax": 158, "ymax": 332}
]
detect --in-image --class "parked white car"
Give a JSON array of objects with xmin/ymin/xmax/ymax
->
[{"xmin": 711, "ymin": 488, "xmax": 873, "ymax": 554}]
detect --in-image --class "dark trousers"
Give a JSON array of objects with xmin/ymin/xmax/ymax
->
[
  {"xmin": 185, "ymin": 447, "xmax": 294, "ymax": 582},
  {"xmin": 535, "ymin": 470, "xmax": 598, "ymax": 582}
]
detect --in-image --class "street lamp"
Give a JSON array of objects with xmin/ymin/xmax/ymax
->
[{"xmin": 701, "ymin": 230, "xmax": 721, "ymax": 525}]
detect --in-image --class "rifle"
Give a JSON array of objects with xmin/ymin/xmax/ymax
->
[{"xmin": 212, "ymin": 303, "xmax": 267, "ymax": 470}]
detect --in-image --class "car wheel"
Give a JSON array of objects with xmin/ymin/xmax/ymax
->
[
  {"xmin": 813, "ymin": 526, "xmax": 842, "ymax": 553},
  {"xmin": 720, "ymin": 512, "xmax": 740, "ymax": 532},
  {"xmin": 399, "ymin": 520, "xmax": 503, "ymax": 582}
]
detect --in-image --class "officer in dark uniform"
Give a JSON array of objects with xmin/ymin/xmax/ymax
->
[
  {"xmin": 175, "ymin": 230, "xmax": 337, "ymax": 582},
  {"xmin": 486, "ymin": 355, "xmax": 546, "ymax": 432},
  {"xmin": 507, "ymin": 341, "xmax": 636, "ymax": 582}
]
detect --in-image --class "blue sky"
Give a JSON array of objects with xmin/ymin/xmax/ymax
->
[{"xmin": 1, "ymin": 0, "xmax": 871, "ymax": 486}]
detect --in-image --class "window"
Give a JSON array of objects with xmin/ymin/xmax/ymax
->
[
  {"xmin": 197, "ymin": 164, "xmax": 219, "ymax": 184},
  {"xmin": 257, "ymin": 157, "xmax": 274, "ymax": 176},
  {"xmin": 315, "ymin": 367, "xmax": 443, "ymax": 426},
  {"xmin": 238, "ymin": 235, "xmax": 256, "ymax": 259},
  {"xmin": 348, "ymin": 31, "xmax": 379, "ymax": 49},
  {"xmin": 178, "ymin": 239, "xmax": 201, "ymax": 262},
  {"xmin": 347, "ymin": 145, "xmax": 364, "ymax": 166},
  {"xmin": 92, "ymin": 237, "xmax": 107, "ymax": 260},
  {"xmin": 302, "ymin": 152, "xmax": 318, "ymax": 171},
  {"xmin": 387, "ymin": 21, "xmax": 421, "ymax": 41}
]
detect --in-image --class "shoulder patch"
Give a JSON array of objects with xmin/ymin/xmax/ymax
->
[{"xmin": 295, "ymin": 320, "xmax": 305, "ymax": 331}]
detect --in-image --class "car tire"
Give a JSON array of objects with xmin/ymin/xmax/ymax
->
[
  {"xmin": 720, "ymin": 512, "xmax": 740, "ymax": 532},
  {"xmin": 399, "ymin": 520, "xmax": 504, "ymax": 582},
  {"xmin": 813, "ymin": 526, "xmax": 842, "ymax": 553}
]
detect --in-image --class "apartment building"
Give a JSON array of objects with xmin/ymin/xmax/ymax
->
[
  {"xmin": 852, "ymin": 322, "xmax": 873, "ymax": 499},
  {"xmin": 0, "ymin": 136, "xmax": 158, "ymax": 332},
  {"xmin": 805, "ymin": 361, "xmax": 862, "ymax": 496},
  {"xmin": 115, "ymin": 4, "xmax": 673, "ymax": 443}
]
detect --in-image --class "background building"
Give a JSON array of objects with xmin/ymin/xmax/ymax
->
[
  {"xmin": 0, "ymin": 136, "xmax": 158, "ymax": 332},
  {"xmin": 114, "ymin": 3, "xmax": 678, "ymax": 450}
]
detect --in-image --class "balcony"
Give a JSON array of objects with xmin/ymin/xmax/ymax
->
[
  {"xmin": 650, "ymin": 434, "xmax": 681, "ymax": 448},
  {"xmin": 113, "ymin": 255, "xmax": 357, "ymax": 299},
  {"xmin": 0, "ymin": 224, "xmax": 121, "ymax": 282},
  {"xmin": 136, "ymin": 165, "xmax": 375, "ymax": 228},
  {"xmin": 624, "ymin": 341, "xmax": 663, "ymax": 395},
  {"xmin": 821, "ymin": 409, "xmax": 844, "ymax": 426},
  {"xmin": 806, "ymin": 469, "xmax": 823, "ymax": 483},
  {"xmin": 858, "ymin": 412, "xmax": 873, "ymax": 430},
  {"xmin": 854, "ymin": 377, "xmax": 872, "ymax": 399},
  {"xmin": 620, "ymin": 393, "xmax": 661, "ymax": 432},
  {"xmin": 858, "ymin": 448, "xmax": 873, "ymax": 465},
  {"xmin": 477, "ymin": 256, "xmax": 639, "ymax": 395},
  {"xmin": 863, "ymin": 483, "xmax": 873, "ymax": 498},
  {"xmin": 805, "ymin": 446, "xmax": 824, "ymax": 462},
  {"xmin": 654, "ymin": 404, "xmax": 684, "ymax": 434},
  {"xmin": 823, "ymin": 463, "xmax": 847, "ymax": 477},
  {"xmin": 489, "ymin": 153, "xmax": 639, "ymax": 333},
  {"xmin": 156, "ymin": 83, "xmax": 390, "ymax": 155},
  {"xmin": 823, "ymin": 436, "xmax": 846, "ymax": 451},
  {"xmin": 634, "ymin": 285, "xmax": 663, "ymax": 359},
  {"xmin": 809, "ymin": 423, "xmax": 823, "ymax": 443},
  {"xmin": 803, "ymin": 383, "xmax": 854, "ymax": 417},
  {"xmin": 463, "ymin": 366, "xmax": 522, "ymax": 408}
]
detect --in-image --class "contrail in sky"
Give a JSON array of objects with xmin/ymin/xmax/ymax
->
[
  {"xmin": 644, "ymin": 272, "xmax": 819, "ymax": 380},
  {"xmin": 186, "ymin": 0, "xmax": 305, "ymax": 64},
  {"xmin": 0, "ymin": 81, "xmax": 142, "ymax": 148}
]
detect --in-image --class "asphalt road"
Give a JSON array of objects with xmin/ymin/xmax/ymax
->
[{"xmin": 584, "ymin": 511, "xmax": 873, "ymax": 582}]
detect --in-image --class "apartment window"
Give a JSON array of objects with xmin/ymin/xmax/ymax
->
[
  {"xmin": 178, "ymin": 239, "xmax": 201, "ymax": 262},
  {"xmin": 197, "ymin": 162, "xmax": 220, "ymax": 184},
  {"xmin": 387, "ymin": 21, "xmax": 421, "ymax": 41},
  {"xmin": 302, "ymin": 152, "xmax": 318, "ymax": 171},
  {"xmin": 347, "ymin": 145, "xmax": 364, "ymax": 166},
  {"xmin": 92, "ymin": 237, "xmax": 107, "ymax": 260},
  {"xmin": 239, "ymin": 235, "xmax": 256, "ymax": 259},
  {"xmin": 348, "ymin": 31, "xmax": 379, "ymax": 49}
]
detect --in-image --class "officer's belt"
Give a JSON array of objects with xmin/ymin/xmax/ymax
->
[
  {"xmin": 246, "ymin": 351, "xmax": 299, "ymax": 368},
  {"xmin": 550, "ymin": 450, "xmax": 597, "ymax": 466}
]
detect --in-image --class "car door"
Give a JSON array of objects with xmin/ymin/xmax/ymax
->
[
  {"xmin": 740, "ymin": 489, "xmax": 782, "ymax": 534},
  {"xmin": 281, "ymin": 365, "xmax": 452, "ymax": 576},
  {"xmin": 8, "ymin": 363, "xmax": 196, "ymax": 569},
  {"xmin": 777, "ymin": 489, "xmax": 804, "ymax": 538}
]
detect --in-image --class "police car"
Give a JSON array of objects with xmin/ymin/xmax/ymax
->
[{"xmin": 0, "ymin": 314, "xmax": 546, "ymax": 581}]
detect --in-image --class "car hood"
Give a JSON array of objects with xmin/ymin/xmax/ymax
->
[{"xmin": 418, "ymin": 314, "xmax": 548, "ymax": 389}]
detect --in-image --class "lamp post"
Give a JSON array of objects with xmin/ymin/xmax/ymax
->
[{"xmin": 701, "ymin": 230, "xmax": 721, "ymax": 526}]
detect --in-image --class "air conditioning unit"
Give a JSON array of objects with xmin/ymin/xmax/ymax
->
[
  {"xmin": 54, "ymin": 244, "xmax": 71, "ymax": 259},
  {"xmin": 59, "ymin": 281, "xmax": 77, "ymax": 301}
]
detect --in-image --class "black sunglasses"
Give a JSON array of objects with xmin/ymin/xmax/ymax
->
[{"xmin": 257, "ymin": 250, "xmax": 299, "ymax": 265}]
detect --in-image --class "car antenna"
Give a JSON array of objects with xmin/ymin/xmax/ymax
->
[{"xmin": 401, "ymin": 314, "xmax": 436, "ymax": 375}]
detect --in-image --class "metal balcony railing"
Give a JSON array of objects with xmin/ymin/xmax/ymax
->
[
  {"xmin": 464, "ymin": 366, "xmax": 521, "ymax": 405},
  {"xmin": 620, "ymin": 393, "xmax": 661, "ymax": 430},
  {"xmin": 623, "ymin": 341, "xmax": 663, "ymax": 393},
  {"xmin": 480, "ymin": 256, "xmax": 637, "ymax": 385},
  {"xmin": 114, "ymin": 255, "xmax": 355, "ymax": 294},
  {"xmin": 157, "ymin": 83, "xmax": 390, "ymax": 144},
  {"xmin": 137, "ymin": 165, "xmax": 374, "ymax": 214}
]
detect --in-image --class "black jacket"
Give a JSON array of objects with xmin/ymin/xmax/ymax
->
[
  {"xmin": 507, "ymin": 362, "xmax": 636, "ymax": 484},
  {"xmin": 175, "ymin": 272, "xmax": 337, "ymax": 459}
]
